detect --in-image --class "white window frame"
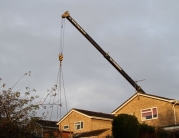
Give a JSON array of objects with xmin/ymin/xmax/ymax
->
[
  {"xmin": 63, "ymin": 125, "xmax": 69, "ymax": 130},
  {"xmin": 74, "ymin": 121, "xmax": 83, "ymax": 130},
  {"xmin": 141, "ymin": 107, "xmax": 158, "ymax": 121}
]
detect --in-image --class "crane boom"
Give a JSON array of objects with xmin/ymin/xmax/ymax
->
[{"xmin": 62, "ymin": 11, "xmax": 145, "ymax": 94}]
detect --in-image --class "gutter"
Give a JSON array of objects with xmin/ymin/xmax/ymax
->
[
  {"xmin": 163, "ymin": 125, "xmax": 179, "ymax": 130},
  {"xmin": 90, "ymin": 116, "xmax": 113, "ymax": 121}
]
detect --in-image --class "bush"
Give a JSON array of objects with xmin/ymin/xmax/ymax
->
[
  {"xmin": 112, "ymin": 114, "xmax": 139, "ymax": 138},
  {"xmin": 139, "ymin": 123, "xmax": 155, "ymax": 138}
]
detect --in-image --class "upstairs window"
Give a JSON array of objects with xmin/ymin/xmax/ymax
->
[
  {"xmin": 63, "ymin": 125, "xmax": 69, "ymax": 130},
  {"xmin": 74, "ymin": 121, "xmax": 83, "ymax": 130},
  {"xmin": 141, "ymin": 107, "xmax": 158, "ymax": 121}
]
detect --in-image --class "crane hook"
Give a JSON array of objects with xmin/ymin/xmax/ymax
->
[{"xmin": 59, "ymin": 53, "xmax": 63, "ymax": 66}]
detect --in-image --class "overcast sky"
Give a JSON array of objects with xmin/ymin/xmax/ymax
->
[{"xmin": 1, "ymin": 0, "xmax": 179, "ymax": 121}]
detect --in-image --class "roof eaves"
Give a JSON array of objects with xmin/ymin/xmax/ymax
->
[{"xmin": 91, "ymin": 116, "xmax": 113, "ymax": 121}]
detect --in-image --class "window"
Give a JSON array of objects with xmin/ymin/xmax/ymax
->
[
  {"xmin": 63, "ymin": 125, "xmax": 69, "ymax": 130},
  {"xmin": 141, "ymin": 107, "xmax": 158, "ymax": 121},
  {"xmin": 74, "ymin": 121, "xmax": 83, "ymax": 130}
]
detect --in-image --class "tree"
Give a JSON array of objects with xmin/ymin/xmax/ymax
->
[
  {"xmin": 0, "ymin": 72, "xmax": 40, "ymax": 138},
  {"xmin": 112, "ymin": 114, "xmax": 140, "ymax": 138}
]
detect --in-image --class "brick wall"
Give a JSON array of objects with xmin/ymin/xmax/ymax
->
[
  {"xmin": 114, "ymin": 95, "xmax": 175, "ymax": 127},
  {"xmin": 91, "ymin": 119, "xmax": 112, "ymax": 130}
]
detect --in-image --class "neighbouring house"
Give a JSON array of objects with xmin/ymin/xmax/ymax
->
[
  {"xmin": 34, "ymin": 119, "xmax": 63, "ymax": 138},
  {"xmin": 57, "ymin": 108, "xmax": 114, "ymax": 138},
  {"xmin": 111, "ymin": 92, "xmax": 179, "ymax": 131}
]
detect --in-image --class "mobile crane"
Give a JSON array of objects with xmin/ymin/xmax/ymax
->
[{"xmin": 62, "ymin": 11, "xmax": 145, "ymax": 94}]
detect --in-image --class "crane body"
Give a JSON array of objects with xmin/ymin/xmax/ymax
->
[{"xmin": 62, "ymin": 11, "xmax": 145, "ymax": 94}]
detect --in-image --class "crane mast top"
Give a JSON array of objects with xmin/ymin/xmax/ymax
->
[{"xmin": 62, "ymin": 11, "xmax": 145, "ymax": 94}]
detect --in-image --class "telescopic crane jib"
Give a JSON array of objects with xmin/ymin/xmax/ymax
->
[{"xmin": 62, "ymin": 11, "xmax": 145, "ymax": 94}]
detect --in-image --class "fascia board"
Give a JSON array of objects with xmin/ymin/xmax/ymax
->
[{"xmin": 91, "ymin": 116, "xmax": 113, "ymax": 121}]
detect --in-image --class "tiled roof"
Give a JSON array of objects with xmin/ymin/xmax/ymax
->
[
  {"xmin": 144, "ymin": 93, "xmax": 174, "ymax": 100},
  {"xmin": 36, "ymin": 120, "xmax": 58, "ymax": 128},
  {"xmin": 74, "ymin": 108, "xmax": 114, "ymax": 119},
  {"xmin": 73, "ymin": 129, "xmax": 109, "ymax": 138}
]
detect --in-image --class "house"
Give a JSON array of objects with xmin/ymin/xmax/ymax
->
[
  {"xmin": 57, "ymin": 108, "xmax": 114, "ymax": 138},
  {"xmin": 34, "ymin": 119, "xmax": 63, "ymax": 138},
  {"xmin": 112, "ymin": 92, "xmax": 179, "ymax": 130}
]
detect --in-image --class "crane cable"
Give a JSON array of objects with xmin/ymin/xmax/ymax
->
[
  {"xmin": 46, "ymin": 17, "xmax": 71, "ymax": 137},
  {"xmin": 57, "ymin": 18, "xmax": 65, "ymax": 122},
  {"xmin": 59, "ymin": 18, "xmax": 73, "ymax": 138},
  {"xmin": 49, "ymin": 18, "xmax": 67, "ymax": 122},
  {"xmin": 38, "ymin": 19, "xmax": 70, "ymax": 132},
  {"xmin": 49, "ymin": 18, "xmax": 72, "ymax": 137}
]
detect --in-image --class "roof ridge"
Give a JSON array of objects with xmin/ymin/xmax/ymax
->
[
  {"xmin": 143, "ymin": 93, "xmax": 174, "ymax": 100},
  {"xmin": 73, "ymin": 108, "xmax": 112, "ymax": 115}
]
